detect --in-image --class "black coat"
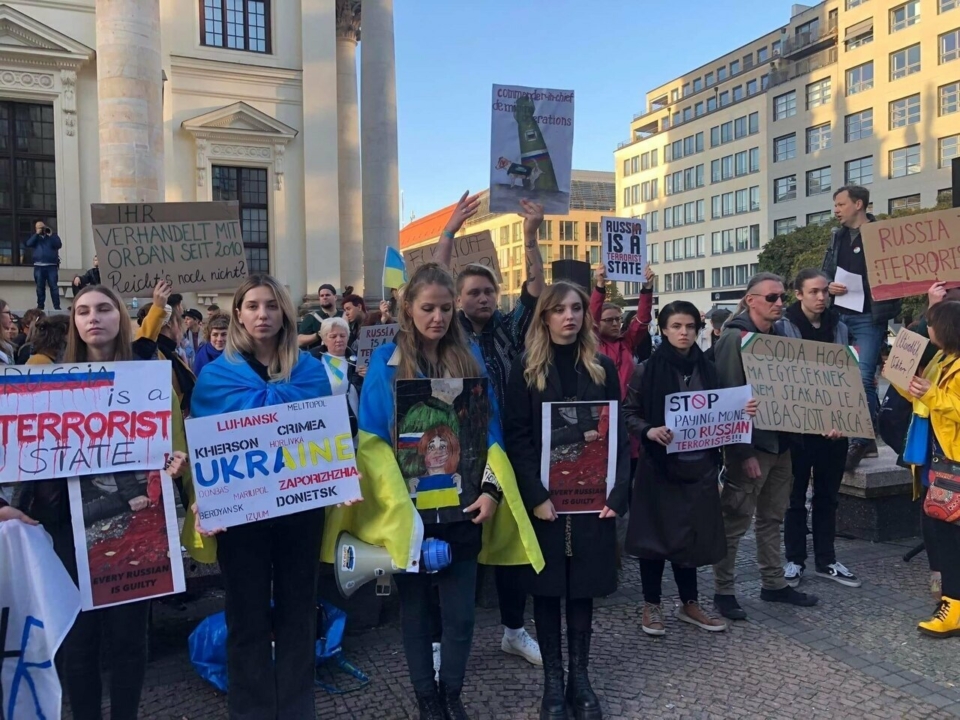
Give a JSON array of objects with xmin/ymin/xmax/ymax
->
[{"xmin": 503, "ymin": 352, "xmax": 631, "ymax": 599}]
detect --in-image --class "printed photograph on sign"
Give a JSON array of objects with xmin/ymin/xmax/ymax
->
[
  {"xmin": 489, "ymin": 85, "xmax": 574, "ymax": 215},
  {"xmin": 68, "ymin": 470, "xmax": 185, "ymax": 611},
  {"xmin": 395, "ymin": 378, "xmax": 489, "ymax": 522},
  {"xmin": 356, "ymin": 323, "xmax": 399, "ymax": 370},
  {"xmin": 403, "ymin": 230, "xmax": 501, "ymax": 282},
  {"xmin": 600, "ymin": 216, "xmax": 646, "ymax": 283},
  {"xmin": 539, "ymin": 401, "xmax": 617, "ymax": 514}
]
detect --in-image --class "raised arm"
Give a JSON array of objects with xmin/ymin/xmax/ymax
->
[
  {"xmin": 590, "ymin": 266, "xmax": 605, "ymax": 327},
  {"xmin": 624, "ymin": 266, "xmax": 655, "ymax": 351},
  {"xmin": 519, "ymin": 199, "xmax": 545, "ymax": 299},
  {"xmin": 436, "ymin": 190, "xmax": 481, "ymax": 269}
]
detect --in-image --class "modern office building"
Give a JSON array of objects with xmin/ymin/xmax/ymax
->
[{"xmin": 615, "ymin": 0, "xmax": 959, "ymax": 311}]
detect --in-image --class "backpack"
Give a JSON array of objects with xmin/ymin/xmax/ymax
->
[{"xmin": 878, "ymin": 385, "xmax": 912, "ymax": 456}]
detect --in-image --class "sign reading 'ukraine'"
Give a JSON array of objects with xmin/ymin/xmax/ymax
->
[
  {"xmin": 0, "ymin": 361, "xmax": 173, "ymax": 482},
  {"xmin": 184, "ymin": 396, "xmax": 362, "ymax": 528}
]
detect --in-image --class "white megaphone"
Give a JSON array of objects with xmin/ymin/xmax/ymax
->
[{"xmin": 334, "ymin": 531, "xmax": 451, "ymax": 599}]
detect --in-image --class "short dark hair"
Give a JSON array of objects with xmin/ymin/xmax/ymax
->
[
  {"xmin": 455, "ymin": 263, "xmax": 499, "ymax": 295},
  {"xmin": 658, "ymin": 300, "xmax": 704, "ymax": 332},
  {"xmin": 341, "ymin": 294, "xmax": 366, "ymax": 311},
  {"xmin": 793, "ymin": 268, "xmax": 828, "ymax": 292},
  {"xmin": 184, "ymin": 308, "xmax": 203, "ymax": 322},
  {"xmin": 927, "ymin": 301, "xmax": 960, "ymax": 355},
  {"xmin": 600, "ymin": 302, "xmax": 621, "ymax": 316},
  {"xmin": 318, "ymin": 283, "xmax": 337, "ymax": 295},
  {"xmin": 833, "ymin": 185, "xmax": 870, "ymax": 209},
  {"xmin": 168, "ymin": 293, "xmax": 183, "ymax": 307},
  {"xmin": 30, "ymin": 315, "xmax": 69, "ymax": 360},
  {"xmin": 207, "ymin": 304, "xmax": 220, "ymax": 312}
]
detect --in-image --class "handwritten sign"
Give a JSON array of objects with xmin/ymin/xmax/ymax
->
[
  {"xmin": 882, "ymin": 327, "xmax": 929, "ymax": 391},
  {"xmin": 0, "ymin": 361, "xmax": 174, "ymax": 482},
  {"xmin": 740, "ymin": 334, "xmax": 874, "ymax": 438},
  {"xmin": 601, "ymin": 216, "xmax": 646, "ymax": 283},
  {"xmin": 403, "ymin": 230, "xmax": 501, "ymax": 281},
  {"xmin": 92, "ymin": 201, "xmax": 248, "ymax": 296},
  {"xmin": 185, "ymin": 396, "xmax": 361, "ymax": 529},
  {"xmin": 356, "ymin": 323, "xmax": 398, "ymax": 370},
  {"xmin": 664, "ymin": 385, "xmax": 752, "ymax": 454},
  {"xmin": 860, "ymin": 207, "xmax": 960, "ymax": 301}
]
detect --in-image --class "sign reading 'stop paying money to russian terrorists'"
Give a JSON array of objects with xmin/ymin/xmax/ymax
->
[
  {"xmin": 739, "ymin": 334, "xmax": 874, "ymax": 438},
  {"xmin": 601, "ymin": 216, "xmax": 646, "ymax": 283}
]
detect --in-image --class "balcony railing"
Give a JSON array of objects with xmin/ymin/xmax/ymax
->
[
  {"xmin": 780, "ymin": 17, "xmax": 838, "ymax": 57},
  {"xmin": 770, "ymin": 46, "xmax": 838, "ymax": 87}
]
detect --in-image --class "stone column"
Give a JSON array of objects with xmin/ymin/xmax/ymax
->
[
  {"xmin": 336, "ymin": 0, "xmax": 364, "ymax": 293},
  {"xmin": 96, "ymin": 0, "xmax": 164, "ymax": 203},
  {"xmin": 360, "ymin": 0, "xmax": 400, "ymax": 293}
]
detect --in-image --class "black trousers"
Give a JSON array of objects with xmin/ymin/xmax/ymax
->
[
  {"xmin": 495, "ymin": 565, "xmax": 527, "ymax": 630},
  {"xmin": 395, "ymin": 558, "xmax": 477, "ymax": 694},
  {"xmin": 638, "ymin": 558, "xmax": 698, "ymax": 605},
  {"xmin": 784, "ymin": 436, "xmax": 848, "ymax": 568},
  {"xmin": 216, "ymin": 508, "xmax": 325, "ymax": 720},
  {"xmin": 921, "ymin": 487, "xmax": 960, "ymax": 598},
  {"xmin": 532, "ymin": 595, "xmax": 593, "ymax": 640}
]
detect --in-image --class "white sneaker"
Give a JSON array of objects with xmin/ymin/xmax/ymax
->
[
  {"xmin": 815, "ymin": 562, "xmax": 862, "ymax": 588},
  {"xmin": 432, "ymin": 642, "xmax": 441, "ymax": 682},
  {"xmin": 500, "ymin": 628, "xmax": 542, "ymax": 666},
  {"xmin": 784, "ymin": 561, "xmax": 804, "ymax": 588}
]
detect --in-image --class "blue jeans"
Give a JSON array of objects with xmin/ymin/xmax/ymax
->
[
  {"xmin": 840, "ymin": 312, "xmax": 885, "ymax": 446},
  {"xmin": 33, "ymin": 264, "xmax": 60, "ymax": 309}
]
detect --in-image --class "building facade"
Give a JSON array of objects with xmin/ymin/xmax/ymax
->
[{"xmin": 615, "ymin": 0, "xmax": 959, "ymax": 311}]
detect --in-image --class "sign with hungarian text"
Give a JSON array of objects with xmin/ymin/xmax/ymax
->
[
  {"xmin": 0, "ymin": 361, "xmax": 174, "ymax": 482},
  {"xmin": 601, "ymin": 216, "xmax": 646, "ymax": 282},
  {"xmin": 740, "ymin": 333, "xmax": 874, "ymax": 438},
  {"xmin": 664, "ymin": 385, "xmax": 753, "ymax": 454},
  {"xmin": 184, "ymin": 396, "xmax": 361, "ymax": 529},
  {"xmin": 860, "ymin": 207, "xmax": 960, "ymax": 301}
]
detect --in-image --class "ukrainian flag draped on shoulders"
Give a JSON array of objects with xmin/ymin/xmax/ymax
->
[
  {"xmin": 181, "ymin": 350, "xmax": 331, "ymax": 563},
  {"xmin": 321, "ymin": 342, "xmax": 544, "ymax": 573}
]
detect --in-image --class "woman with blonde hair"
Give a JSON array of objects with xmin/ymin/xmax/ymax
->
[
  {"xmin": 189, "ymin": 274, "xmax": 335, "ymax": 720},
  {"xmin": 504, "ymin": 281, "xmax": 630, "ymax": 720}
]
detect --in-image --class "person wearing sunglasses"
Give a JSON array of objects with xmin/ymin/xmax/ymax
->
[{"xmin": 711, "ymin": 272, "xmax": 819, "ymax": 622}]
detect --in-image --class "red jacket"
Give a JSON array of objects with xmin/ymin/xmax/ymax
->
[{"xmin": 590, "ymin": 285, "xmax": 653, "ymax": 400}]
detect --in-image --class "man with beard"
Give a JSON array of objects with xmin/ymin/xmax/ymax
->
[{"xmin": 298, "ymin": 283, "xmax": 342, "ymax": 349}]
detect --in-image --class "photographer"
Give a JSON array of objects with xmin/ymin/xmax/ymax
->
[{"xmin": 25, "ymin": 219, "xmax": 62, "ymax": 311}]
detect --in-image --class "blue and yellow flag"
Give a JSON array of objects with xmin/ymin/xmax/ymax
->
[{"xmin": 383, "ymin": 246, "xmax": 408, "ymax": 290}]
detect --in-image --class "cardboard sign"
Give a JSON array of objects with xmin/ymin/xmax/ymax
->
[
  {"xmin": 185, "ymin": 396, "xmax": 361, "ymax": 529},
  {"xmin": 0, "ymin": 361, "xmax": 174, "ymax": 482},
  {"xmin": 540, "ymin": 401, "xmax": 617, "ymax": 514},
  {"xmin": 860, "ymin": 207, "xmax": 960, "ymax": 301},
  {"xmin": 403, "ymin": 230, "xmax": 501, "ymax": 281},
  {"xmin": 664, "ymin": 385, "xmax": 753, "ymax": 454},
  {"xmin": 601, "ymin": 216, "xmax": 646, "ymax": 282},
  {"xmin": 68, "ymin": 471, "xmax": 186, "ymax": 610},
  {"xmin": 882, "ymin": 327, "xmax": 929, "ymax": 391},
  {"xmin": 490, "ymin": 84, "xmax": 574, "ymax": 215},
  {"xmin": 356, "ymin": 323, "xmax": 399, "ymax": 370},
  {"xmin": 740, "ymin": 334, "xmax": 874, "ymax": 438},
  {"xmin": 92, "ymin": 201, "xmax": 248, "ymax": 296}
]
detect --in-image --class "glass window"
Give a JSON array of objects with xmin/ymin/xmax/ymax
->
[
  {"xmin": 707, "ymin": 96, "xmax": 717, "ymax": 112},
  {"xmin": 941, "ymin": 29, "xmax": 960, "ymax": 63},
  {"xmin": 735, "ymin": 226, "xmax": 749, "ymax": 251},
  {"xmin": 623, "ymin": 159, "xmax": 631, "ymax": 177},
  {"xmin": 705, "ymin": 71, "xmax": 715, "ymax": 86},
  {"xmin": 213, "ymin": 165, "xmax": 270, "ymax": 273},
  {"xmin": 664, "ymin": 274, "xmax": 673, "ymax": 291},
  {"xmin": 732, "ymin": 85, "xmax": 743, "ymax": 102},
  {"xmin": 499, "ymin": 226, "xmax": 509, "ymax": 246},
  {"xmin": 749, "ymin": 147, "xmax": 760, "ymax": 172},
  {"xmin": 774, "ymin": 133, "xmax": 796, "ymax": 162},
  {"xmin": 747, "ymin": 79, "xmax": 758, "ymax": 95},
  {"xmin": 845, "ymin": 156, "xmax": 874, "ymax": 185},
  {"xmin": 723, "ymin": 266, "xmax": 735, "ymax": 287},
  {"xmin": 943, "ymin": 0, "xmax": 959, "ymax": 12},
  {"xmin": 201, "ymin": 0, "xmax": 271, "ymax": 53},
  {"xmin": 683, "ymin": 107, "xmax": 693, "ymax": 122},
  {"xmin": 697, "ymin": 199, "xmax": 705, "ymax": 221},
  {"xmin": 696, "ymin": 132, "xmax": 704, "ymax": 153},
  {"xmin": 750, "ymin": 186, "xmax": 760, "ymax": 211},
  {"xmin": 890, "ymin": 144, "xmax": 922, "ymax": 177},
  {"xmin": 890, "ymin": 1, "xmax": 921, "ymax": 32},
  {"xmin": 683, "ymin": 82, "xmax": 691, "ymax": 97},
  {"xmin": 736, "ymin": 265, "xmax": 750, "ymax": 286},
  {"xmin": 806, "ymin": 166, "xmax": 832, "ymax": 196},
  {"xmin": 806, "ymin": 78, "xmax": 832, "ymax": 109},
  {"xmin": 711, "ymin": 195, "xmax": 722, "ymax": 218},
  {"xmin": 718, "ymin": 66, "xmax": 728, "ymax": 81},
  {"xmin": 735, "ymin": 151, "xmax": 748, "ymax": 176},
  {"xmin": 772, "ymin": 40, "xmax": 782, "ymax": 56},
  {"xmin": 845, "ymin": 28, "xmax": 874, "ymax": 51},
  {"xmin": 758, "ymin": 46, "xmax": 769, "ymax": 63},
  {"xmin": 711, "ymin": 127, "xmax": 720, "ymax": 147},
  {"xmin": 774, "ymin": 91, "xmax": 797, "ymax": 120},
  {"xmin": 774, "ymin": 217, "xmax": 797, "ymax": 236},
  {"xmin": 940, "ymin": 135, "xmax": 960, "ymax": 167},
  {"xmin": 847, "ymin": 0, "xmax": 867, "ymax": 7},
  {"xmin": 651, "ymin": 149, "xmax": 659, "ymax": 167},
  {"xmin": 890, "ymin": 94, "xmax": 921, "ymax": 128},
  {"xmin": 736, "ymin": 188, "xmax": 748, "ymax": 214},
  {"xmin": 721, "ymin": 122, "xmax": 733, "ymax": 143},
  {"xmin": 941, "ymin": 81, "xmax": 960, "ymax": 115},
  {"xmin": 722, "ymin": 192, "xmax": 734, "ymax": 216},
  {"xmin": 846, "ymin": 62, "xmax": 874, "ymax": 94},
  {"xmin": 734, "ymin": 117, "xmax": 747, "ymax": 139},
  {"xmin": 560, "ymin": 221, "xmax": 579, "ymax": 241},
  {"xmin": 697, "ymin": 269, "xmax": 705, "ymax": 288},
  {"xmin": 640, "ymin": 153, "xmax": 648, "ymax": 171},
  {"xmin": 538, "ymin": 220, "xmax": 553, "ymax": 241},
  {"xmin": 711, "ymin": 159, "xmax": 721, "ymax": 183},
  {"xmin": 845, "ymin": 109, "xmax": 873, "ymax": 141},
  {"xmin": 806, "ymin": 123, "xmax": 832, "ymax": 152},
  {"xmin": 749, "ymin": 112, "xmax": 759, "ymax": 134},
  {"xmin": 807, "ymin": 211, "xmax": 833, "ymax": 226},
  {"xmin": 722, "ymin": 155, "xmax": 734, "ymax": 180},
  {"xmin": 695, "ymin": 101, "xmax": 705, "ymax": 117},
  {"xmin": 649, "ymin": 243, "xmax": 659, "ymax": 263},
  {"xmin": 730, "ymin": 59, "xmax": 741, "ymax": 75},
  {"xmin": 693, "ymin": 78, "xmax": 703, "ymax": 93},
  {"xmin": 889, "ymin": 194, "xmax": 922, "ymax": 213},
  {"xmin": 774, "ymin": 175, "xmax": 797, "ymax": 203},
  {"xmin": 650, "ymin": 210, "xmax": 659, "ymax": 231},
  {"xmin": 890, "ymin": 44, "xmax": 921, "ymax": 80},
  {"xmin": 719, "ymin": 91, "xmax": 730, "ymax": 106}
]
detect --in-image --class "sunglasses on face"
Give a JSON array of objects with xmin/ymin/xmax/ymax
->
[{"xmin": 750, "ymin": 292, "xmax": 789, "ymax": 304}]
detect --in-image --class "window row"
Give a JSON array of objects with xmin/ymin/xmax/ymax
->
[
  {"xmin": 623, "ymin": 148, "xmax": 660, "ymax": 177},
  {"xmin": 710, "ymin": 148, "xmax": 761, "ymax": 183},
  {"xmin": 663, "ymin": 270, "xmax": 707, "ymax": 293},
  {"xmin": 664, "ymin": 164, "xmax": 704, "ymax": 195},
  {"xmin": 663, "ymin": 235, "xmax": 706, "ymax": 262},
  {"xmin": 622, "ymin": 179, "xmax": 660, "ymax": 207},
  {"xmin": 710, "ymin": 112, "xmax": 760, "ymax": 148},
  {"xmin": 664, "ymin": 132, "xmax": 705, "ymax": 163},
  {"xmin": 711, "ymin": 186, "xmax": 761, "ymax": 219},
  {"xmin": 843, "ymin": 37, "xmax": 958, "ymax": 97},
  {"xmin": 712, "ymin": 225, "xmax": 761, "ymax": 256},
  {"xmin": 712, "ymin": 264, "xmax": 760, "ymax": 289},
  {"xmin": 773, "ymin": 125, "xmax": 832, "ymax": 162},
  {"xmin": 663, "ymin": 200, "xmax": 707, "ymax": 229},
  {"xmin": 640, "ymin": 210, "xmax": 660, "ymax": 233}
]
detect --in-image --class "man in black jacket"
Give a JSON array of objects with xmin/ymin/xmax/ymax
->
[
  {"xmin": 72, "ymin": 256, "xmax": 101, "ymax": 294},
  {"xmin": 25, "ymin": 220, "xmax": 62, "ymax": 310}
]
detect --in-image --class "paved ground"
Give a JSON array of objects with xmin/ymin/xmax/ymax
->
[{"xmin": 64, "ymin": 531, "xmax": 960, "ymax": 720}]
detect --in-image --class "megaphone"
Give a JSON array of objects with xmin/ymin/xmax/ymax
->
[{"xmin": 334, "ymin": 532, "xmax": 451, "ymax": 599}]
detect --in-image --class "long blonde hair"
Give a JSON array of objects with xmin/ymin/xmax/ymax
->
[
  {"xmin": 395, "ymin": 263, "xmax": 480, "ymax": 380},
  {"xmin": 226, "ymin": 274, "xmax": 300, "ymax": 381},
  {"xmin": 523, "ymin": 281, "xmax": 605, "ymax": 392},
  {"xmin": 64, "ymin": 286, "xmax": 134, "ymax": 363}
]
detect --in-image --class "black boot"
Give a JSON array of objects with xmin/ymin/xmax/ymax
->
[
  {"xmin": 566, "ymin": 630, "xmax": 602, "ymax": 720},
  {"xmin": 416, "ymin": 684, "xmax": 445, "ymax": 720},
  {"xmin": 538, "ymin": 624, "xmax": 566, "ymax": 720},
  {"xmin": 438, "ymin": 680, "xmax": 469, "ymax": 720}
]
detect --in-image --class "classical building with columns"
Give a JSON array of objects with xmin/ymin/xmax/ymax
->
[{"xmin": 0, "ymin": 0, "xmax": 396, "ymax": 310}]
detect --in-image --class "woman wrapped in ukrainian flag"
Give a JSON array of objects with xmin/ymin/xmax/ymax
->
[{"xmin": 322, "ymin": 263, "xmax": 543, "ymax": 720}]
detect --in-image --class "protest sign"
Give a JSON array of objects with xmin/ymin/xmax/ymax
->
[
  {"xmin": 664, "ymin": 385, "xmax": 753, "ymax": 454},
  {"xmin": 92, "ymin": 201, "xmax": 248, "ymax": 297},
  {"xmin": 490, "ymin": 84, "xmax": 574, "ymax": 215},
  {"xmin": 356, "ymin": 323, "xmax": 399, "ymax": 370},
  {"xmin": 601, "ymin": 216, "xmax": 646, "ymax": 282},
  {"xmin": 403, "ymin": 230, "xmax": 501, "ymax": 281},
  {"xmin": 0, "ymin": 361, "xmax": 173, "ymax": 482},
  {"xmin": 185, "ymin": 396, "xmax": 361, "ymax": 529},
  {"xmin": 882, "ymin": 327, "xmax": 929, "ymax": 391},
  {"xmin": 860, "ymin": 207, "xmax": 960, "ymax": 301},
  {"xmin": 740, "ymin": 334, "xmax": 874, "ymax": 438},
  {"xmin": 1, "ymin": 521, "xmax": 80, "ymax": 719},
  {"xmin": 396, "ymin": 378, "xmax": 489, "ymax": 522},
  {"xmin": 68, "ymin": 470, "xmax": 185, "ymax": 610},
  {"xmin": 540, "ymin": 401, "xmax": 617, "ymax": 514}
]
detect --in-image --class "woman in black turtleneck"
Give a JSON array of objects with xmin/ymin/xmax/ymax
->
[{"xmin": 504, "ymin": 281, "xmax": 630, "ymax": 720}]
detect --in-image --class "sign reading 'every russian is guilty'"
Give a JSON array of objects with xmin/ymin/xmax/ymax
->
[
  {"xmin": 184, "ymin": 396, "xmax": 362, "ymax": 529},
  {"xmin": 600, "ymin": 216, "xmax": 646, "ymax": 283},
  {"xmin": 739, "ymin": 333, "xmax": 874, "ymax": 438}
]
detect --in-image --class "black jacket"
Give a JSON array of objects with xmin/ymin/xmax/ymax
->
[{"xmin": 75, "ymin": 266, "xmax": 101, "ymax": 290}]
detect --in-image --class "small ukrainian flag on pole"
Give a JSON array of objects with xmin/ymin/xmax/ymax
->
[{"xmin": 383, "ymin": 246, "xmax": 408, "ymax": 290}]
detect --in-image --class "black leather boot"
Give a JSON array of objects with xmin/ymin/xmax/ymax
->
[
  {"xmin": 566, "ymin": 630, "xmax": 602, "ymax": 720},
  {"xmin": 415, "ymin": 684, "xmax": 445, "ymax": 720},
  {"xmin": 438, "ymin": 680, "xmax": 469, "ymax": 720},
  {"xmin": 537, "ymin": 623, "xmax": 566, "ymax": 719}
]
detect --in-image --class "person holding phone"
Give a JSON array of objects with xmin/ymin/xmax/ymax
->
[{"xmin": 26, "ymin": 219, "xmax": 62, "ymax": 311}]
